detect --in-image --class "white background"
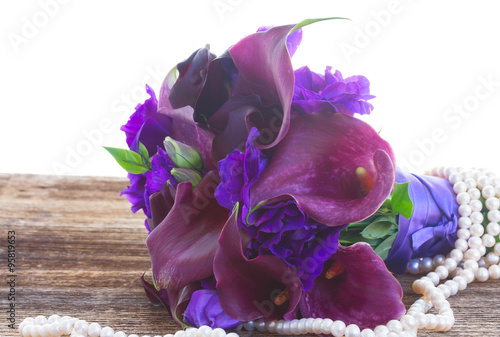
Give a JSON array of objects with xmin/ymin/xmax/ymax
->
[{"xmin": 2, "ymin": 0, "xmax": 500, "ymax": 177}]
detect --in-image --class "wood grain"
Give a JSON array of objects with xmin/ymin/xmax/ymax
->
[{"xmin": 0, "ymin": 174, "xmax": 499, "ymax": 337}]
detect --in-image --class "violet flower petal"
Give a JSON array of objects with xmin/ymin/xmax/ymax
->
[
  {"xmin": 147, "ymin": 171, "xmax": 229, "ymax": 290},
  {"xmin": 184, "ymin": 289, "xmax": 242, "ymax": 329},
  {"xmin": 300, "ymin": 243, "xmax": 405, "ymax": 330},
  {"xmin": 249, "ymin": 112, "xmax": 396, "ymax": 227},
  {"xmin": 141, "ymin": 274, "xmax": 198, "ymax": 328},
  {"xmin": 214, "ymin": 208, "xmax": 302, "ymax": 322}
]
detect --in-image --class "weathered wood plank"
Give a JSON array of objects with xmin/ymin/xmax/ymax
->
[{"xmin": 0, "ymin": 174, "xmax": 499, "ymax": 337}]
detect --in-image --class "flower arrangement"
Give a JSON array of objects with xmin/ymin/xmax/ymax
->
[{"xmin": 101, "ymin": 17, "xmax": 500, "ymax": 337}]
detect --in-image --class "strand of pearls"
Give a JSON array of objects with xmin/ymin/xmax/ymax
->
[
  {"xmin": 17, "ymin": 315, "xmax": 239, "ymax": 337},
  {"xmin": 19, "ymin": 167, "xmax": 500, "ymax": 337}
]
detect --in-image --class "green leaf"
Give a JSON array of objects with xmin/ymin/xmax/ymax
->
[
  {"xmin": 339, "ymin": 229, "xmax": 382, "ymax": 247},
  {"xmin": 138, "ymin": 142, "xmax": 150, "ymax": 165},
  {"xmin": 391, "ymin": 182, "xmax": 413, "ymax": 219},
  {"xmin": 374, "ymin": 233, "xmax": 397, "ymax": 260},
  {"xmin": 103, "ymin": 146, "xmax": 150, "ymax": 174},
  {"xmin": 360, "ymin": 221, "xmax": 396, "ymax": 240}
]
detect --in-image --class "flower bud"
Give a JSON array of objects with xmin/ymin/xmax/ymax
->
[
  {"xmin": 171, "ymin": 168, "xmax": 202, "ymax": 187},
  {"xmin": 164, "ymin": 136, "xmax": 203, "ymax": 170}
]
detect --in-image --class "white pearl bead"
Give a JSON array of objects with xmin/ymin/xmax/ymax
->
[
  {"xmin": 469, "ymin": 199, "xmax": 483, "ymax": 212},
  {"xmin": 197, "ymin": 326, "xmax": 212, "ymax": 337},
  {"xmin": 487, "ymin": 222, "xmax": 500, "ymax": 236},
  {"xmin": 478, "ymin": 257, "xmax": 487, "ymax": 268},
  {"xmin": 488, "ymin": 210, "xmax": 500, "ymax": 222},
  {"xmin": 458, "ymin": 216, "xmax": 472, "ymax": 229},
  {"xmin": 463, "ymin": 259, "xmax": 479, "ymax": 272},
  {"xmin": 468, "ymin": 236, "xmax": 483, "ymax": 249},
  {"xmin": 59, "ymin": 320, "xmax": 73, "ymax": 335},
  {"xmin": 35, "ymin": 316, "xmax": 48, "ymax": 326},
  {"xmin": 464, "ymin": 248, "xmax": 482, "ymax": 261},
  {"xmin": 453, "ymin": 275, "xmax": 467, "ymax": 290},
  {"xmin": 266, "ymin": 320, "xmax": 277, "ymax": 333},
  {"xmin": 460, "ymin": 269, "xmax": 475, "ymax": 283},
  {"xmin": 453, "ymin": 181, "xmax": 467, "ymax": 194},
  {"xmin": 483, "ymin": 185, "xmax": 496, "ymax": 198},
  {"xmin": 482, "ymin": 234, "xmax": 496, "ymax": 247},
  {"xmin": 113, "ymin": 333, "xmax": 127, "ymax": 337},
  {"xmin": 449, "ymin": 249, "xmax": 463, "ymax": 262},
  {"xmin": 485, "ymin": 197, "xmax": 500, "ymax": 210},
  {"xmin": 425, "ymin": 314, "xmax": 438, "ymax": 329},
  {"xmin": 437, "ymin": 284, "xmax": 451, "ymax": 298},
  {"xmin": 226, "ymin": 334, "xmax": 238, "ymax": 337},
  {"xmin": 243, "ymin": 321, "xmax": 254, "ymax": 331},
  {"xmin": 427, "ymin": 271, "xmax": 440, "ymax": 285},
  {"xmin": 464, "ymin": 177, "xmax": 477, "ymax": 189},
  {"xmin": 360, "ymin": 328, "xmax": 375, "ymax": 337},
  {"xmin": 88, "ymin": 323, "xmax": 102, "ymax": 337},
  {"xmin": 330, "ymin": 320, "xmax": 346, "ymax": 337},
  {"xmin": 186, "ymin": 328, "xmax": 198, "ymax": 337},
  {"xmin": 458, "ymin": 205, "xmax": 472, "ymax": 216},
  {"xmin": 476, "ymin": 267, "xmax": 489, "ymax": 282},
  {"xmin": 344, "ymin": 324, "xmax": 361, "ymax": 337},
  {"xmin": 312, "ymin": 318, "xmax": 323, "ymax": 334},
  {"xmin": 47, "ymin": 315, "xmax": 61, "ymax": 324},
  {"xmin": 486, "ymin": 252, "xmax": 500, "ymax": 265},
  {"xmin": 29, "ymin": 324, "xmax": 39, "ymax": 337},
  {"xmin": 100, "ymin": 327, "xmax": 115, "ymax": 337},
  {"xmin": 456, "ymin": 192, "xmax": 470, "ymax": 205},
  {"xmin": 477, "ymin": 176, "xmax": 491, "ymax": 189},
  {"xmin": 443, "ymin": 257, "xmax": 458, "ymax": 271},
  {"xmin": 448, "ymin": 172, "xmax": 464, "ymax": 184},
  {"xmin": 468, "ymin": 188, "xmax": 481, "ymax": 200},
  {"xmin": 21, "ymin": 325, "xmax": 32, "ymax": 337},
  {"xmin": 72, "ymin": 334, "xmax": 85, "ymax": 337},
  {"xmin": 456, "ymin": 228, "xmax": 470, "ymax": 240},
  {"xmin": 320, "ymin": 318, "xmax": 334, "ymax": 334},
  {"xmin": 211, "ymin": 328, "xmax": 226, "ymax": 337},
  {"xmin": 435, "ymin": 265, "xmax": 449, "ymax": 279},
  {"xmin": 470, "ymin": 224, "xmax": 484, "ymax": 237},
  {"xmin": 275, "ymin": 321, "xmax": 284, "ymax": 334},
  {"xmin": 289, "ymin": 320, "xmax": 299, "ymax": 334},
  {"xmin": 493, "ymin": 176, "xmax": 500, "ymax": 184},
  {"xmin": 74, "ymin": 320, "xmax": 89, "ymax": 334},
  {"xmin": 480, "ymin": 245, "xmax": 487, "ymax": 256},
  {"xmin": 386, "ymin": 320, "xmax": 402, "ymax": 333},
  {"xmin": 444, "ymin": 167, "xmax": 457, "ymax": 178},
  {"xmin": 407, "ymin": 259, "xmax": 420, "ymax": 274},
  {"xmin": 489, "ymin": 265, "xmax": 500, "ymax": 279},
  {"xmin": 400, "ymin": 315, "xmax": 418, "ymax": 330},
  {"xmin": 470, "ymin": 211, "xmax": 484, "ymax": 224},
  {"xmin": 495, "ymin": 243, "xmax": 500, "ymax": 256},
  {"xmin": 444, "ymin": 280, "xmax": 459, "ymax": 295},
  {"xmin": 496, "ymin": 185, "xmax": 500, "ymax": 197}
]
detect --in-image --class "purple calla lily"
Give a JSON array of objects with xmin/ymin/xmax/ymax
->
[
  {"xmin": 214, "ymin": 208, "xmax": 302, "ymax": 322},
  {"xmin": 300, "ymin": 243, "xmax": 405, "ymax": 330},
  {"xmin": 141, "ymin": 274, "xmax": 198, "ymax": 327},
  {"xmin": 168, "ymin": 45, "xmax": 216, "ymax": 109},
  {"xmin": 147, "ymin": 171, "xmax": 229, "ymax": 291},
  {"xmin": 249, "ymin": 112, "xmax": 396, "ymax": 228}
]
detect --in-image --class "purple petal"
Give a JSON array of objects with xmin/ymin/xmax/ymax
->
[
  {"xmin": 249, "ymin": 112, "xmax": 396, "ymax": 227},
  {"xmin": 228, "ymin": 24, "xmax": 298, "ymax": 150},
  {"xmin": 214, "ymin": 208, "xmax": 302, "ymax": 322},
  {"xmin": 168, "ymin": 46, "xmax": 216, "ymax": 109},
  {"xmin": 184, "ymin": 289, "xmax": 242, "ymax": 329},
  {"xmin": 300, "ymin": 243, "xmax": 405, "ymax": 330},
  {"xmin": 141, "ymin": 274, "xmax": 199, "ymax": 327},
  {"xmin": 147, "ymin": 171, "xmax": 229, "ymax": 290}
]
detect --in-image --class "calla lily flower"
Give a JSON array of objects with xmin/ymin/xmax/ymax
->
[
  {"xmin": 249, "ymin": 112, "xmax": 396, "ymax": 228},
  {"xmin": 147, "ymin": 171, "xmax": 229, "ymax": 291},
  {"xmin": 141, "ymin": 274, "xmax": 198, "ymax": 328},
  {"xmin": 300, "ymin": 243, "xmax": 405, "ymax": 330},
  {"xmin": 214, "ymin": 208, "xmax": 302, "ymax": 322}
]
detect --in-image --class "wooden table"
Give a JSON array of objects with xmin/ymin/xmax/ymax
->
[{"xmin": 1, "ymin": 174, "xmax": 499, "ymax": 337}]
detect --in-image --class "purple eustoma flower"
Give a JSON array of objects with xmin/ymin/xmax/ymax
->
[
  {"xmin": 184, "ymin": 289, "xmax": 242, "ymax": 329},
  {"xmin": 385, "ymin": 168, "xmax": 459, "ymax": 274},
  {"xmin": 293, "ymin": 66, "xmax": 375, "ymax": 116}
]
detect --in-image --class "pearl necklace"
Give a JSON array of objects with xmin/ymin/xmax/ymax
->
[{"xmin": 18, "ymin": 167, "xmax": 500, "ymax": 337}]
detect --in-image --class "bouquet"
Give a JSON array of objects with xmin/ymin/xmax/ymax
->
[{"xmin": 104, "ymin": 18, "xmax": 500, "ymax": 337}]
